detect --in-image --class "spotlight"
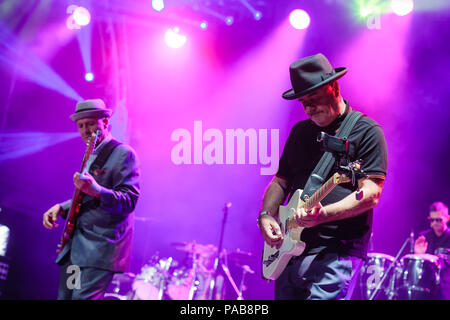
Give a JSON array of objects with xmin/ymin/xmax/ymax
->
[
  {"xmin": 151, "ymin": 0, "xmax": 165, "ymax": 12},
  {"xmin": 359, "ymin": 6, "xmax": 373, "ymax": 18},
  {"xmin": 254, "ymin": 11, "xmax": 262, "ymax": 21},
  {"xmin": 289, "ymin": 9, "xmax": 310, "ymax": 30},
  {"xmin": 199, "ymin": 21, "xmax": 208, "ymax": 30},
  {"xmin": 225, "ymin": 16, "xmax": 234, "ymax": 26},
  {"xmin": 72, "ymin": 6, "xmax": 91, "ymax": 26},
  {"xmin": 164, "ymin": 27, "xmax": 187, "ymax": 49},
  {"xmin": 390, "ymin": 0, "xmax": 414, "ymax": 16},
  {"xmin": 85, "ymin": 72, "xmax": 94, "ymax": 82}
]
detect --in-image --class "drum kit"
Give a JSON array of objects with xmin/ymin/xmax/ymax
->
[
  {"xmin": 104, "ymin": 241, "xmax": 255, "ymax": 300},
  {"xmin": 358, "ymin": 249, "xmax": 450, "ymax": 300}
]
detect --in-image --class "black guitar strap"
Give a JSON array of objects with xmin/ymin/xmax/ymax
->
[
  {"xmin": 89, "ymin": 139, "xmax": 122, "ymax": 173},
  {"xmin": 300, "ymin": 110, "xmax": 364, "ymax": 201},
  {"xmin": 296, "ymin": 110, "xmax": 364, "ymax": 282}
]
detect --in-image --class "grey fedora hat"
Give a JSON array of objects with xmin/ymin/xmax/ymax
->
[
  {"xmin": 70, "ymin": 99, "xmax": 113, "ymax": 121},
  {"xmin": 282, "ymin": 53, "xmax": 347, "ymax": 100}
]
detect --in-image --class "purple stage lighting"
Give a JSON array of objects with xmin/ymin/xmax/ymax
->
[
  {"xmin": 225, "ymin": 16, "xmax": 234, "ymax": 26},
  {"xmin": 289, "ymin": 9, "xmax": 311, "ymax": 30},
  {"xmin": 72, "ymin": 6, "xmax": 91, "ymax": 26},
  {"xmin": 85, "ymin": 72, "xmax": 94, "ymax": 82},
  {"xmin": 152, "ymin": 0, "xmax": 165, "ymax": 12},
  {"xmin": 390, "ymin": 0, "xmax": 414, "ymax": 16},
  {"xmin": 164, "ymin": 27, "xmax": 187, "ymax": 49}
]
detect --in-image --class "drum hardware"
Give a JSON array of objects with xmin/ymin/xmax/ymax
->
[
  {"xmin": 104, "ymin": 272, "xmax": 136, "ymax": 300},
  {"xmin": 435, "ymin": 247, "xmax": 450, "ymax": 268},
  {"xmin": 208, "ymin": 202, "xmax": 232, "ymax": 300},
  {"xmin": 188, "ymin": 247, "xmax": 202, "ymax": 300},
  {"xmin": 237, "ymin": 265, "xmax": 254, "ymax": 300},
  {"xmin": 169, "ymin": 240, "xmax": 217, "ymax": 300},
  {"xmin": 131, "ymin": 255, "xmax": 176, "ymax": 300},
  {"xmin": 157, "ymin": 256, "xmax": 173, "ymax": 300},
  {"xmin": 363, "ymin": 232, "xmax": 447, "ymax": 300},
  {"xmin": 105, "ymin": 240, "xmax": 255, "ymax": 300},
  {"xmin": 359, "ymin": 253, "xmax": 397, "ymax": 300},
  {"xmin": 220, "ymin": 262, "xmax": 243, "ymax": 300},
  {"xmin": 369, "ymin": 234, "xmax": 413, "ymax": 300},
  {"xmin": 394, "ymin": 253, "xmax": 441, "ymax": 300},
  {"xmin": 205, "ymin": 202, "xmax": 256, "ymax": 300}
]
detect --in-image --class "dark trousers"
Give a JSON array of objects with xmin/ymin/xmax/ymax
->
[
  {"xmin": 275, "ymin": 252, "xmax": 362, "ymax": 300},
  {"xmin": 57, "ymin": 252, "xmax": 115, "ymax": 300}
]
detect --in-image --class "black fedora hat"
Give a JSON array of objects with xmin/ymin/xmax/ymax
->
[
  {"xmin": 282, "ymin": 53, "xmax": 347, "ymax": 100},
  {"xmin": 70, "ymin": 99, "xmax": 113, "ymax": 122}
]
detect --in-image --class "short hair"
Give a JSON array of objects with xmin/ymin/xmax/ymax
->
[{"xmin": 429, "ymin": 201, "xmax": 449, "ymax": 216}]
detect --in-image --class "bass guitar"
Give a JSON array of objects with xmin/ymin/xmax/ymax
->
[{"xmin": 57, "ymin": 130, "xmax": 100, "ymax": 254}]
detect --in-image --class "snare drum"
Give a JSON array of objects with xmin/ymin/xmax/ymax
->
[
  {"xmin": 359, "ymin": 253, "xmax": 397, "ymax": 300},
  {"xmin": 394, "ymin": 253, "xmax": 440, "ymax": 300}
]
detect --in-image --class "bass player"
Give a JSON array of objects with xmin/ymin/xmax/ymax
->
[{"xmin": 42, "ymin": 99, "xmax": 140, "ymax": 300}]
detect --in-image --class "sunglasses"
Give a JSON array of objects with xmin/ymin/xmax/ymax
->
[{"xmin": 428, "ymin": 217, "xmax": 443, "ymax": 223}]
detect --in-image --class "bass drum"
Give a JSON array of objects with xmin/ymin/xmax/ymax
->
[
  {"xmin": 166, "ymin": 268, "xmax": 214, "ymax": 300},
  {"xmin": 132, "ymin": 261, "xmax": 168, "ymax": 300},
  {"xmin": 394, "ymin": 253, "xmax": 440, "ymax": 300},
  {"xmin": 166, "ymin": 267, "xmax": 194, "ymax": 300},
  {"xmin": 359, "ymin": 253, "xmax": 397, "ymax": 300}
]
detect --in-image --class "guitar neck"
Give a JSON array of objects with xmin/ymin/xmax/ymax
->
[{"xmin": 304, "ymin": 173, "xmax": 341, "ymax": 211}]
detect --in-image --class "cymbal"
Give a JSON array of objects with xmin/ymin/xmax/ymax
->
[
  {"xmin": 227, "ymin": 249, "xmax": 254, "ymax": 262},
  {"xmin": 171, "ymin": 241, "xmax": 217, "ymax": 256}
]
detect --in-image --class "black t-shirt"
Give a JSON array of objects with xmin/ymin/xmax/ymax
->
[
  {"xmin": 419, "ymin": 228, "xmax": 450, "ymax": 255},
  {"xmin": 276, "ymin": 101, "xmax": 388, "ymax": 258}
]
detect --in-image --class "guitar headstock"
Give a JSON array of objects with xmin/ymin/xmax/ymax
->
[
  {"xmin": 85, "ymin": 130, "xmax": 101, "ymax": 150},
  {"xmin": 333, "ymin": 160, "xmax": 366, "ymax": 185}
]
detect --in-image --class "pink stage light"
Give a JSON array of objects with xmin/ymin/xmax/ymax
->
[
  {"xmin": 72, "ymin": 6, "xmax": 91, "ymax": 26},
  {"xmin": 164, "ymin": 27, "xmax": 187, "ymax": 49},
  {"xmin": 85, "ymin": 72, "xmax": 94, "ymax": 82},
  {"xmin": 390, "ymin": 0, "xmax": 414, "ymax": 16},
  {"xmin": 152, "ymin": 0, "xmax": 165, "ymax": 12},
  {"xmin": 288, "ymin": 9, "xmax": 310, "ymax": 30}
]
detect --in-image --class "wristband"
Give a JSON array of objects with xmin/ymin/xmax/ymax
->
[{"xmin": 257, "ymin": 211, "xmax": 271, "ymax": 226}]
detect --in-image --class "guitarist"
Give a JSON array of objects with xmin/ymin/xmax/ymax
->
[
  {"xmin": 258, "ymin": 54, "xmax": 388, "ymax": 300},
  {"xmin": 42, "ymin": 99, "xmax": 140, "ymax": 300}
]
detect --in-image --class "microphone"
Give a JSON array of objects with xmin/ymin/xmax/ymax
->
[{"xmin": 410, "ymin": 229, "xmax": 415, "ymax": 253}]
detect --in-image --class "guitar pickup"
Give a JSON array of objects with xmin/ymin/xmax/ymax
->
[{"xmin": 263, "ymin": 250, "xmax": 279, "ymax": 267}]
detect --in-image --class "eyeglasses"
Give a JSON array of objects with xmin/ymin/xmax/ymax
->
[{"xmin": 428, "ymin": 217, "xmax": 443, "ymax": 223}]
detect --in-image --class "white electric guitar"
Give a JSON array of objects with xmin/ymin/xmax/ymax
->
[{"xmin": 261, "ymin": 161, "xmax": 363, "ymax": 280}]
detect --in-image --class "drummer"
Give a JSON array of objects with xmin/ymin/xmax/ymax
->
[
  {"xmin": 415, "ymin": 201, "xmax": 450, "ymax": 256},
  {"xmin": 415, "ymin": 201, "xmax": 450, "ymax": 299}
]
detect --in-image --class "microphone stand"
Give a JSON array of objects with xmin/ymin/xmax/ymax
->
[
  {"xmin": 208, "ymin": 203, "xmax": 231, "ymax": 300},
  {"xmin": 368, "ymin": 235, "xmax": 411, "ymax": 300}
]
